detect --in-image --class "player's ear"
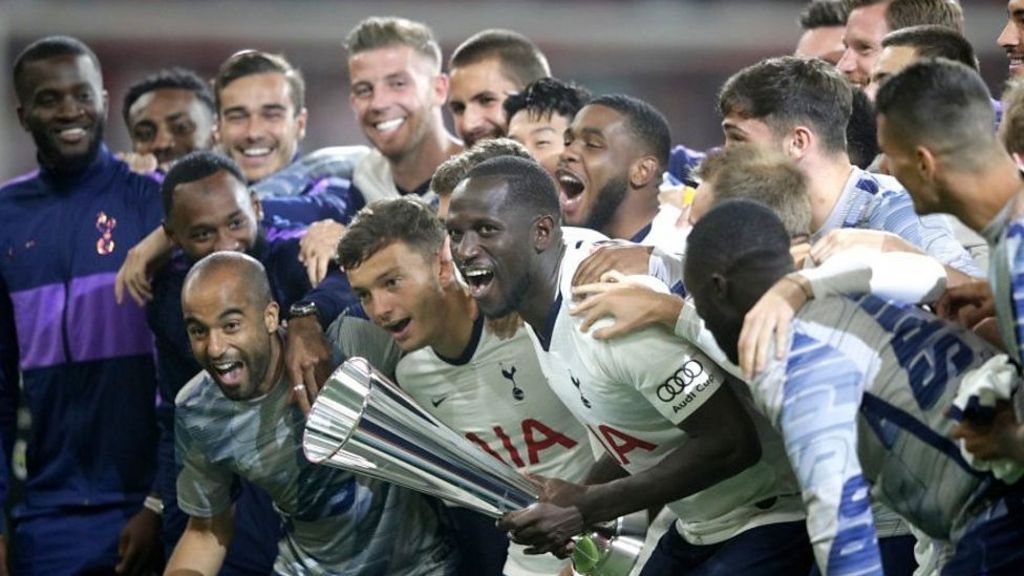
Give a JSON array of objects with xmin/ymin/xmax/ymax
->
[
  {"xmin": 249, "ymin": 191, "xmax": 263, "ymax": 222},
  {"xmin": 710, "ymin": 273, "xmax": 729, "ymax": 301},
  {"xmin": 533, "ymin": 214, "xmax": 557, "ymax": 252},
  {"xmin": 265, "ymin": 301, "xmax": 280, "ymax": 333},
  {"xmin": 787, "ymin": 126, "xmax": 813, "ymax": 160},
  {"xmin": 437, "ymin": 236, "xmax": 456, "ymax": 285},
  {"xmin": 915, "ymin": 145, "xmax": 936, "ymax": 181},
  {"xmin": 629, "ymin": 155, "xmax": 660, "ymax": 188}
]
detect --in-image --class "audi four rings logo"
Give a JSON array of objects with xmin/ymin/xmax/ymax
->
[{"xmin": 657, "ymin": 360, "xmax": 706, "ymax": 402}]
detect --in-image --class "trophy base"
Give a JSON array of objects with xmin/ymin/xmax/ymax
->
[{"xmin": 573, "ymin": 511, "xmax": 648, "ymax": 576}]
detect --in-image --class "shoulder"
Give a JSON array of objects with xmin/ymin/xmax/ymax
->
[{"xmin": 176, "ymin": 370, "xmax": 216, "ymax": 410}]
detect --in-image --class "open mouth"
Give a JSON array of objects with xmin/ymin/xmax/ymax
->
[
  {"xmin": 556, "ymin": 169, "xmax": 586, "ymax": 217},
  {"xmin": 462, "ymin": 267, "xmax": 495, "ymax": 296},
  {"xmin": 241, "ymin": 147, "xmax": 272, "ymax": 158},
  {"xmin": 1010, "ymin": 52, "xmax": 1024, "ymax": 73},
  {"xmin": 57, "ymin": 127, "xmax": 87, "ymax": 144},
  {"xmin": 212, "ymin": 360, "xmax": 245, "ymax": 386},
  {"xmin": 374, "ymin": 117, "xmax": 406, "ymax": 133},
  {"xmin": 384, "ymin": 317, "xmax": 412, "ymax": 336}
]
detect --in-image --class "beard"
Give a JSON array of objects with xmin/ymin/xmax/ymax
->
[
  {"xmin": 583, "ymin": 175, "xmax": 628, "ymax": 234},
  {"xmin": 34, "ymin": 119, "xmax": 104, "ymax": 174}
]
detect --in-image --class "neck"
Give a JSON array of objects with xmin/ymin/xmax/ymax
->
[
  {"xmin": 430, "ymin": 286, "xmax": 479, "ymax": 359},
  {"xmin": 803, "ymin": 153, "xmax": 853, "ymax": 233},
  {"xmin": 602, "ymin": 185, "xmax": 660, "ymax": 240},
  {"xmin": 944, "ymin": 153, "xmax": 1022, "ymax": 231},
  {"xmin": 519, "ymin": 239, "xmax": 566, "ymax": 332},
  {"xmin": 257, "ymin": 332, "xmax": 285, "ymax": 397},
  {"xmin": 389, "ymin": 115, "xmax": 462, "ymax": 192}
]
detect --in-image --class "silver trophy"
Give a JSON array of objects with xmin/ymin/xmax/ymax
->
[{"xmin": 302, "ymin": 357, "xmax": 645, "ymax": 576}]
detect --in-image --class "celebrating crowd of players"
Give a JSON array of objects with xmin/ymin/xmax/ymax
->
[{"xmin": 6, "ymin": 0, "xmax": 1024, "ymax": 574}]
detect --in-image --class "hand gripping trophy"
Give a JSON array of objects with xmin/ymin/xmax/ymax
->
[{"xmin": 303, "ymin": 358, "xmax": 645, "ymax": 576}]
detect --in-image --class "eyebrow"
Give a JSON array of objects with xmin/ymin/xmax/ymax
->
[
  {"xmin": 579, "ymin": 127, "xmax": 605, "ymax": 138},
  {"xmin": 218, "ymin": 307, "xmax": 246, "ymax": 320},
  {"xmin": 372, "ymin": 266, "xmax": 402, "ymax": 286},
  {"xmin": 529, "ymin": 126, "xmax": 559, "ymax": 136}
]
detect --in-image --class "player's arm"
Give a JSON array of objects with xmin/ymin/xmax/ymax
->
[
  {"xmin": 504, "ymin": 383, "xmax": 759, "ymax": 554},
  {"xmin": 738, "ymin": 249, "xmax": 948, "ymax": 378},
  {"xmin": 768, "ymin": 341, "xmax": 882, "ymax": 575},
  {"xmin": 171, "ymin": 408, "xmax": 238, "ymax": 574},
  {"xmin": 165, "ymin": 510, "xmax": 234, "ymax": 576},
  {"xmin": 283, "ymin": 240, "xmax": 359, "ymax": 413},
  {"xmin": 502, "ymin": 342, "xmax": 760, "ymax": 555}
]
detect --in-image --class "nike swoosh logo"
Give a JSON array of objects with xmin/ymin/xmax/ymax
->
[{"xmin": 430, "ymin": 396, "xmax": 448, "ymax": 408}]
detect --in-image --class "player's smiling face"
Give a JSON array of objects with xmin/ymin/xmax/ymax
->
[
  {"xmin": 165, "ymin": 170, "xmax": 261, "ymax": 262},
  {"xmin": 347, "ymin": 241, "xmax": 447, "ymax": 352},
  {"xmin": 447, "ymin": 176, "xmax": 533, "ymax": 318},
  {"xmin": 448, "ymin": 58, "xmax": 518, "ymax": 147},
  {"xmin": 348, "ymin": 45, "xmax": 446, "ymax": 161},
  {"xmin": 17, "ymin": 53, "xmax": 107, "ymax": 172},
  {"xmin": 216, "ymin": 72, "xmax": 306, "ymax": 183},
  {"xmin": 184, "ymin": 271, "xmax": 279, "ymax": 401},
  {"xmin": 1000, "ymin": 0, "xmax": 1024, "ymax": 78},
  {"xmin": 556, "ymin": 104, "xmax": 633, "ymax": 229}
]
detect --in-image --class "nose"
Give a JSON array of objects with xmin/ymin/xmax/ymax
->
[
  {"xmin": 836, "ymin": 48, "xmax": 857, "ymax": 75},
  {"xmin": 244, "ymin": 115, "xmax": 266, "ymax": 142},
  {"xmin": 367, "ymin": 290, "xmax": 395, "ymax": 325},
  {"xmin": 461, "ymin": 104, "xmax": 485, "ymax": 135},
  {"xmin": 152, "ymin": 126, "xmax": 174, "ymax": 152},
  {"xmin": 214, "ymin": 231, "xmax": 241, "ymax": 252},
  {"xmin": 55, "ymin": 94, "xmax": 84, "ymax": 120},
  {"xmin": 369, "ymin": 85, "xmax": 393, "ymax": 112},
  {"xmin": 559, "ymin": 138, "xmax": 581, "ymax": 167},
  {"xmin": 999, "ymin": 20, "xmax": 1018, "ymax": 49},
  {"xmin": 207, "ymin": 330, "xmax": 227, "ymax": 359},
  {"xmin": 451, "ymin": 230, "xmax": 480, "ymax": 265}
]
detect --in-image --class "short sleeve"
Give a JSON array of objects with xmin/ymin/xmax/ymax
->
[
  {"xmin": 591, "ymin": 323, "xmax": 724, "ymax": 425},
  {"xmin": 174, "ymin": 408, "xmax": 237, "ymax": 518}
]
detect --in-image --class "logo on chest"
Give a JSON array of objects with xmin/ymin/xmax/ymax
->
[
  {"xmin": 499, "ymin": 362, "xmax": 525, "ymax": 401},
  {"xmin": 569, "ymin": 370, "xmax": 592, "ymax": 409},
  {"xmin": 95, "ymin": 211, "xmax": 117, "ymax": 255}
]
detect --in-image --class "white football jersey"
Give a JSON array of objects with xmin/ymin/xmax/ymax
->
[
  {"xmin": 526, "ymin": 237, "xmax": 804, "ymax": 546},
  {"xmin": 396, "ymin": 316, "xmax": 597, "ymax": 576}
]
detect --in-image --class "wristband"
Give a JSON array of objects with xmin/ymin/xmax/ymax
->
[{"xmin": 144, "ymin": 495, "xmax": 164, "ymax": 515}]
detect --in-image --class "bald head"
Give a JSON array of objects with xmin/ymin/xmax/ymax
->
[{"xmin": 183, "ymin": 251, "xmax": 272, "ymax": 310}]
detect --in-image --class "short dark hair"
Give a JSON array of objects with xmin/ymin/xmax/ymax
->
[
  {"xmin": 122, "ymin": 67, "xmax": 215, "ymax": 128},
  {"xmin": 684, "ymin": 199, "xmax": 794, "ymax": 323},
  {"xmin": 184, "ymin": 251, "xmax": 273, "ymax": 310},
  {"xmin": 847, "ymin": 88, "xmax": 879, "ymax": 169},
  {"xmin": 799, "ymin": 1, "xmax": 849, "ymax": 30},
  {"xmin": 588, "ymin": 94, "xmax": 672, "ymax": 169},
  {"xmin": 847, "ymin": 0, "xmax": 964, "ymax": 34},
  {"xmin": 13, "ymin": 36, "xmax": 101, "ymax": 101},
  {"xmin": 449, "ymin": 29, "xmax": 550, "ymax": 89},
  {"xmin": 881, "ymin": 25, "xmax": 976, "ymax": 69},
  {"xmin": 430, "ymin": 138, "xmax": 532, "ymax": 198},
  {"xmin": 214, "ymin": 50, "xmax": 305, "ymax": 113},
  {"xmin": 875, "ymin": 58, "xmax": 995, "ymax": 170},
  {"xmin": 161, "ymin": 151, "xmax": 247, "ymax": 218},
  {"xmin": 503, "ymin": 77, "xmax": 591, "ymax": 125},
  {"xmin": 718, "ymin": 56, "xmax": 852, "ymax": 155},
  {"xmin": 337, "ymin": 198, "xmax": 446, "ymax": 270},
  {"xmin": 345, "ymin": 17, "xmax": 442, "ymax": 72},
  {"xmin": 461, "ymin": 156, "xmax": 561, "ymax": 220},
  {"xmin": 697, "ymin": 145, "xmax": 812, "ymax": 239}
]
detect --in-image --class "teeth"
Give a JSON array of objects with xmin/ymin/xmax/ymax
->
[
  {"xmin": 463, "ymin": 269, "xmax": 492, "ymax": 277},
  {"xmin": 242, "ymin": 148, "xmax": 271, "ymax": 157},
  {"xmin": 375, "ymin": 118, "xmax": 405, "ymax": 132},
  {"xmin": 213, "ymin": 361, "xmax": 240, "ymax": 372},
  {"xmin": 60, "ymin": 128, "xmax": 85, "ymax": 137}
]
